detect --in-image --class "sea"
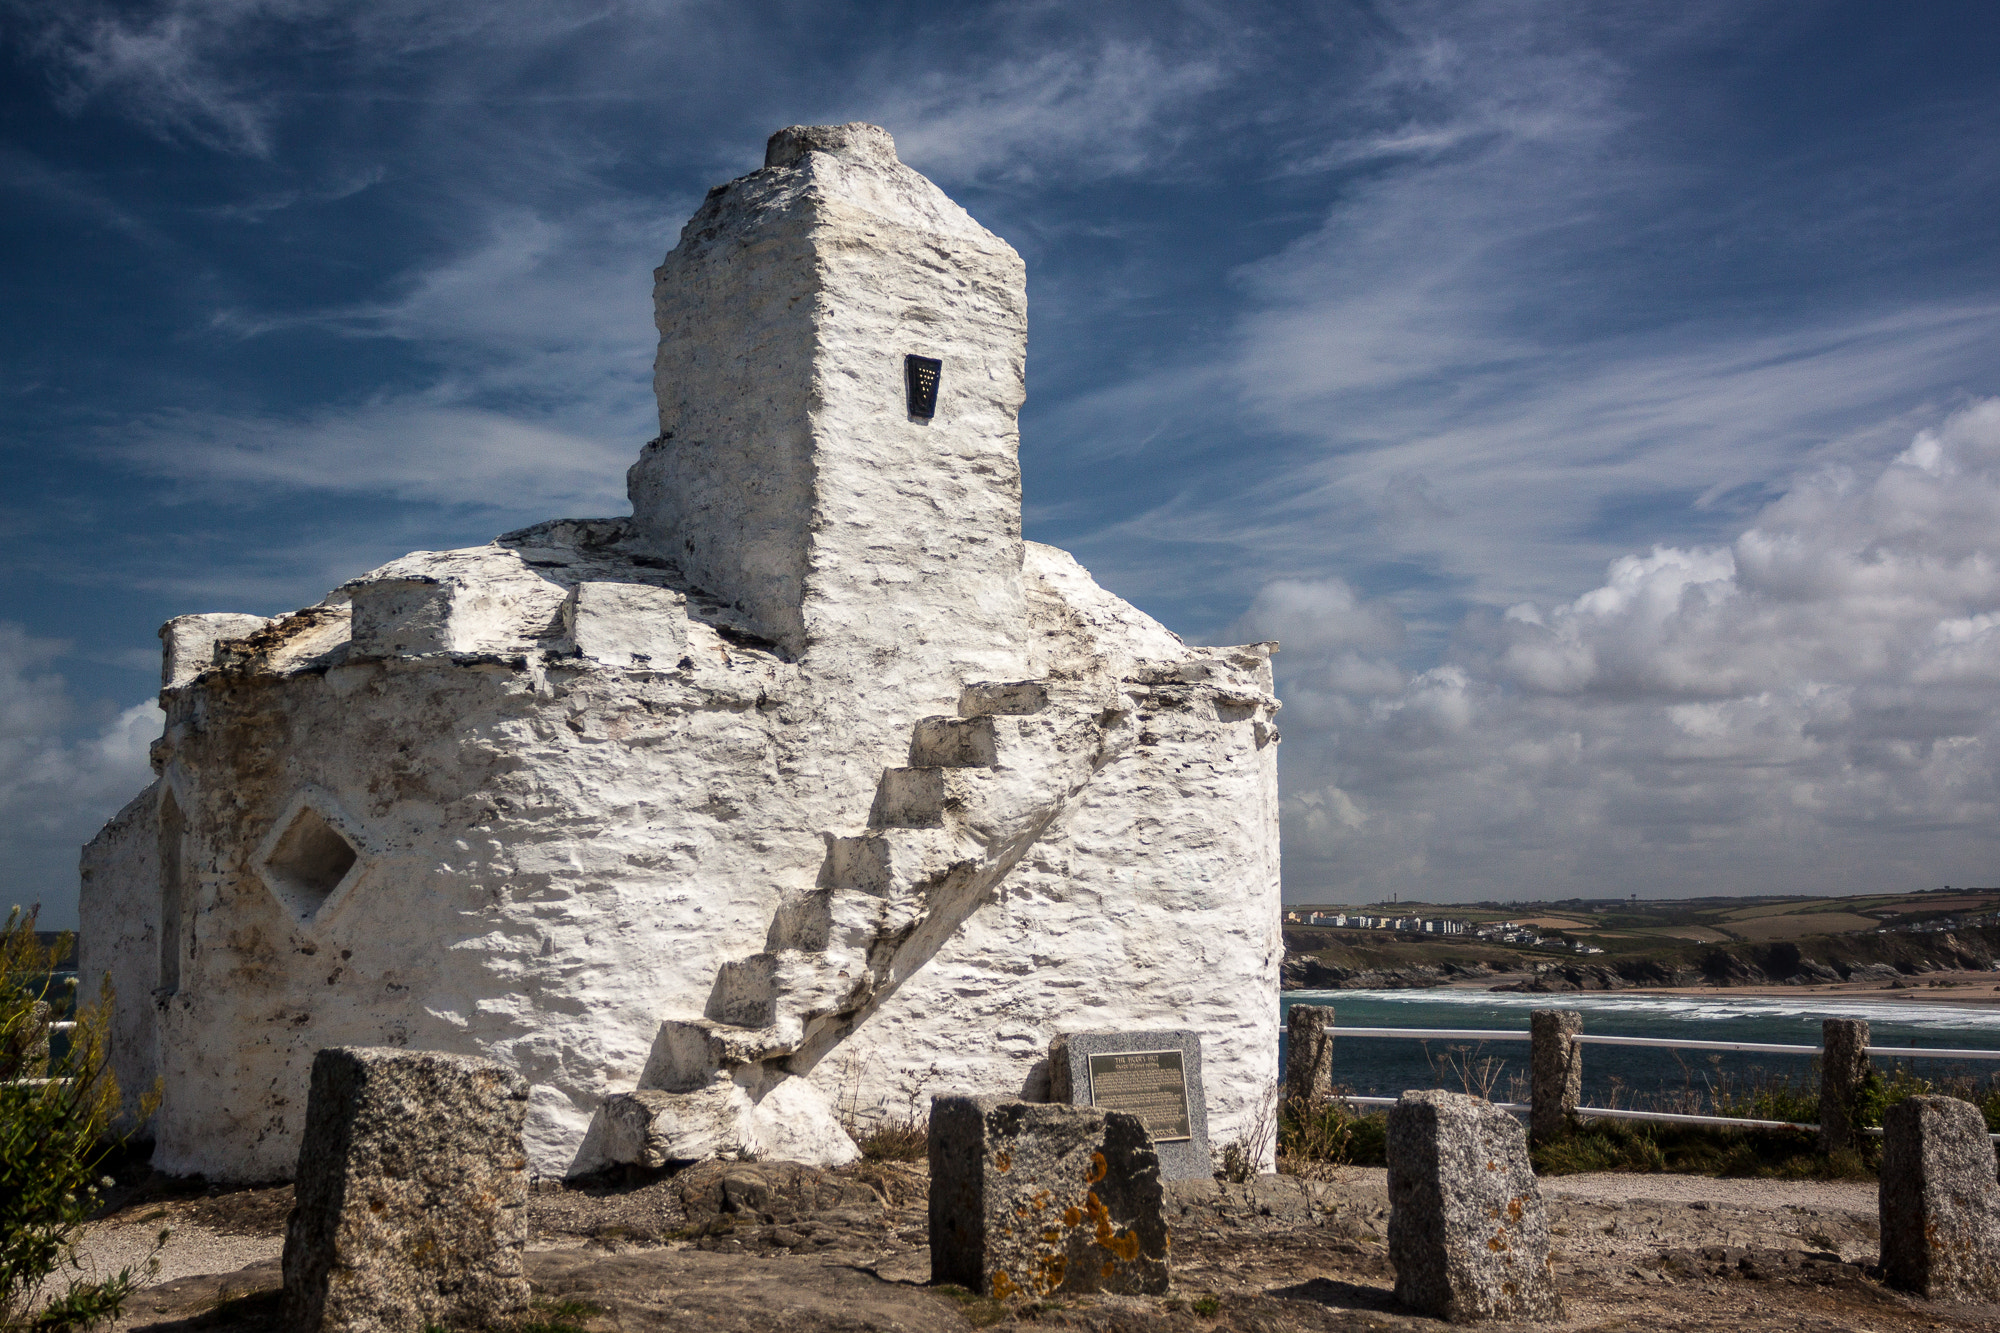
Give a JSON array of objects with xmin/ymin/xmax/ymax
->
[{"xmin": 1278, "ymin": 988, "xmax": 2000, "ymax": 1108}]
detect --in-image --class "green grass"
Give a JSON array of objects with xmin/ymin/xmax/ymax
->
[{"xmin": 1530, "ymin": 1120, "xmax": 1869, "ymax": 1179}]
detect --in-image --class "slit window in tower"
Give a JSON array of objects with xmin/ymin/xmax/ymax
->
[{"xmin": 905, "ymin": 355, "xmax": 941, "ymax": 418}]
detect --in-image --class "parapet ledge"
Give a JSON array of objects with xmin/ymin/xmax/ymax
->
[{"xmin": 764, "ymin": 122, "xmax": 897, "ymax": 170}]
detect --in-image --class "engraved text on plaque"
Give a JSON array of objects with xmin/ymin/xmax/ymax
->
[{"xmin": 1085, "ymin": 1049, "xmax": 1192, "ymax": 1143}]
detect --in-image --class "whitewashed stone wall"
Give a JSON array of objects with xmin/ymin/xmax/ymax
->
[{"xmin": 81, "ymin": 125, "xmax": 1282, "ymax": 1181}]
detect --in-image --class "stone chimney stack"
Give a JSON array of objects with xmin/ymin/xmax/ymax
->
[{"xmin": 629, "ymin": 123, "xmax": 1028, "ymax": 696}]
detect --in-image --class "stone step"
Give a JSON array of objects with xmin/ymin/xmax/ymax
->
[
  {"xmin": 823, "ymin": 828, "xmax": 971, "ymax": 900},
  {"xmin": 767, "ymin": 890, "xmax": 832, "ymax": 952},
  {"xmin": 602, "ymin": 1085, "xmax": 743, "ymax": 1166},
  {"xmin": 709, "ymin": 943, "xmax": 874, "ymax": 1035},
  {"xmin": 646, "ymin": 1017, "xmax": 800, "ymax": 1088},
  {"xmin": 909, "ymin": 715, "xmax": 1000, "ymax": 767},
  {"xmin": 868, "ymin": 766, "xmax": 952, "ymax": 828},
  {"xmin": 707, "ymin": 954, "xmax": 777, "ymax": 1028},
  {"xmin": 958, "ymin": 680, "xmax": 1050, "ymax": 717}
]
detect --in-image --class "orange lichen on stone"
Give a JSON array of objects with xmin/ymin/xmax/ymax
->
[
  {"xmin": 1508, "ymin": 1196, "xmax": 1524, "ymax": 1222},
  {"xmin": 1087, "ymin": 1152, "xmax": 1108, "ymax": 1184},
  {"xmin": 989, "ymin": 1270, "xmax": 1017, "ymax": 1300},
  {"xmin": 995, "ymin": 1149, "xmax": 1012, "ymax": 1174},
  {"xmin": 1102, "ymin": 1261, "xmax": 1118, "ymax": 1280},
  {"xmin": 1063, "ymin": 1206, "xmax": 1082, "ymax": 1227},
  {"xmin": 1087, "ymin": 1190, "xmax": 1114, "ymax": 1247}
]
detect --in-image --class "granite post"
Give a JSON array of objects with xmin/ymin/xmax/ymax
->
[
  {"xmin": 1879, "ymin": 1095, "xmax": 2000, "ymax": 1301},
  {"xmin": 280, "ymin": 1047, "xmax": 531, "ymax": 1333},
  {"xmin": 1387, "ymin": 1089, "xmax": 1561, "ymax": 1323},
  {"xmin": 1285, "ymin": 1005, "xmax": 1335, "ymax": 1107},
  {"xmin": 1528, "ymin": 1010, "xmax": 1581, "ymax": 1145},
  {"xmin": 1818, "ymin": 1018, "xmax": 1871, "ymax": 1154},
  {"xmin": 929, "ymin": 1095, "xmax": 1169, "ymax": 1299}
]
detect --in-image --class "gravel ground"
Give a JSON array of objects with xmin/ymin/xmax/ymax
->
[
  {"xmin": 72, "ymin": 1219, "xmax": 280, "ymax": 1286},
  {"xmin": 1539, "ymin": 1169, "xmax": 1877, "ymax": 1213},
  {"xmin": 76, "ymin": 1162, "xmax": 1965, "ymax": 1333}
]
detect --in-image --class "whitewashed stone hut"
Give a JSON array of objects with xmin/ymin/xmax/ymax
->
[{"xmin": 80, "ymin": 123, "xmax": 1282, "ymax": 1181}]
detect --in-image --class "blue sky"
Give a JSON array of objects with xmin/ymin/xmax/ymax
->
[{"xmin": 6, "ymin": 1, "xmax": 2000, "ymax": 927}]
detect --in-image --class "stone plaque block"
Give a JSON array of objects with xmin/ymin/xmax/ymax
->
[
  {"xmin": 281, "ymin": 1047, "xmax": 531, "ymax": 1333},
  {"xmin": 1049, "ymin": 1030, "xmax": 1210, "ymax": 1181},
  {"xmin": 929, "ymin": 1096, "xmax": 1168, "ymax": 1299},
  {"xmin": 1388, "ymin": 1089, "xmax": 1560, "ymax": 1323},
  {"xmin": 1880, "ymin": 1094, "xmax": 2000, "ymax": 1301}
]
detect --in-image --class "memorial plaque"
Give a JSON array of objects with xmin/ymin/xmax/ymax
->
[
  {"xmin": 1086, "ymin": 1049, "xmax": 1192, "ymax": 1142},
  {"xmin": 1048, "ymin": 1029, "xmax": 1211, "ymax": 1180}
]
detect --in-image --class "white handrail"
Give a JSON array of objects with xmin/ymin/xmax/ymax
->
[
  {"xmin": 1571, "ymin": 1105, "xmax": 1814, "ymax": 1132},
  {"xmin": 1575, "ymin": 1035, "xmax": 1819, "ymax": 1055},
  {"xmin": 1326, "ymin": 1025, "xmax": 2000, "ymax": 1061},
  {"xmin": 1866, "ymin": 1045, "xmax": 2000, "ymax": 1061},
  {"xmin": 1333, "ymin": 1095, "xmax": 2000, "ymax": 1141},
  {"xmin": 1330, "ymin": 1027, "xmax": 1531, "ymax": 1041}
]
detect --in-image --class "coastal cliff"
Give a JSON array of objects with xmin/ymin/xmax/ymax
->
[{"xmin": 1281, "ymin": 924, "xmax": 2000, "ymax": 992}]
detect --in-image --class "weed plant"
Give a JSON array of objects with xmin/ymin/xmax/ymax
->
[
  {"xmin": 1277, "ymin": 1092, "xmax": 1388, "ymax": 1171},
  {"xmin": 1, "ymin": 906, "xmax": 162, "ymax": 1333},
  {"xmin": 851, "ymin": 1112, "xmax": 928, "ymax": 1163}
]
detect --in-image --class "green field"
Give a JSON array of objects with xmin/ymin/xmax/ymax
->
[{"xmin": 1290, "ymin": 887, "xmax": 2000, "ymax": 958}]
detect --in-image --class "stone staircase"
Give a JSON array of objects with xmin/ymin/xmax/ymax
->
[{"xmin": 598, "ymin": 678, "xmax": 1133, "ymax": 1166}]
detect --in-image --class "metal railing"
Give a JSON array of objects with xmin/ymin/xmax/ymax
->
[
  {"xmin": 1323, "ymin": 1022, "xmax": 2000, "ymax": 1139},
  {"xmin": 2, "ymin": 1019, "xmax": 79, "ymax": 1088}
]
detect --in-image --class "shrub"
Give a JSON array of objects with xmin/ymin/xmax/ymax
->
[
  {"xmin": 1, "ymin": 906, "xmax": 162, "ymax": 1333},
  {"xmin": 1277, "ymin": 1093, "xmax": 1387, "ymax": 1171},
  {"xmin": 852, "ymin": 1112, "xmax": 927, "ymax": 1163}
]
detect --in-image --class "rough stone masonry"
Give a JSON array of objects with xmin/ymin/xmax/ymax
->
[
  {"xmin": 79, "ymin": 122, "xmax": 1283, "ymax": 1181},
  {"xmin": 281, "ymin": 1047, "xmax": 530, "ymax": 1333},
  {"xmin": 1387, "ymin": 1089, "xmax": 1561, "ymax": 1323}
]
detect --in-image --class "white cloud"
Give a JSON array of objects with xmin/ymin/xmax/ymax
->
[
  {"xmin": 115, "ymin": 201, "xmax": 661, "ymax": 515},
  {"xmin": 1265, "ymin": 400, "xmax": 2000, "ymax": 900},
  {"xmin": 112, "ymin": 403, "xmax": 634, "ymax": 513},
  {"xmin": 0, "ymin": 624, "xmax": 160, "ymax": 927},
  {"xmin": 881, "ymin": 38, "xmax": 1234, "ymax": 184}
]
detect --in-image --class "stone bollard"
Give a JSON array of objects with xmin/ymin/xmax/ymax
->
[
  {"xmin": 1528, "ymin": 1010, "xmax": 1581, "ymax": 1146},
  {"xmin": 929, "ymin": 1095, "xmax": 1168, "ymax": 1299},
  {"xmin": 1387, "ymin": 1089, "xmax": 1561, "ymax": 1323},
  {"xmin": 1879, "ymin": 1095, "xmax": 2000, "ymax": 1301},
  {"xmin": 1818, "ymin": 1018, "xmax": 1871, "ymax": 1154},
  {"xmin": 281, "ymin": 1048, "xmax": 532, "ymax": 1333},
  {"xmin": 1285, "ymin": 1005, "xmax": 1336, "ymax": 1107}
]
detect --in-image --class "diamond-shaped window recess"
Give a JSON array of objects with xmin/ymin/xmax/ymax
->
[{"xmin": 254, "ymin": 793, "xmax": 369, "ymax": 927}]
